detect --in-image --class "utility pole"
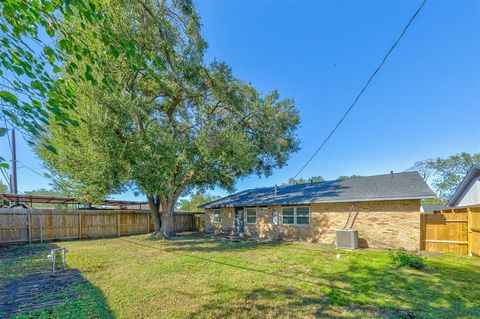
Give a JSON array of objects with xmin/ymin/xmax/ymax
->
[{"xmin": 11, "ymin": 128, "xmax": 17, "ymax": 194}]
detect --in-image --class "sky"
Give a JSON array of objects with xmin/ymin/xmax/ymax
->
[{"xmin": 0, "ymin": 0, "xmax": 479, "ymax": 200}]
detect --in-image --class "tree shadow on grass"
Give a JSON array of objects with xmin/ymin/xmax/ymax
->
[{"xmin": 0, "ymin": 243, "xmax": 114, "ymax": 319}]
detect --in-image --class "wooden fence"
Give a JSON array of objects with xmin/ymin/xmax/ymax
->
[
  {"xmin": 420, "ymin": 206, "xmax": 480, "ymax": 256},
  {"xmin": 0, "ymin": 208, "xmax": 205, "ymax": 244}
]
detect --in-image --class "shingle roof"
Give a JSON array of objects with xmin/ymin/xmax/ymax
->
[{"xmin": 199, "ymin": 172, "xmax": 435, "ymax": 208}]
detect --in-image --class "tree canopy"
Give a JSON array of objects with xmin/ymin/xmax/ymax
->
[{"xmin": 38, "ymin": 0, "xmax": 300, "ymax": 236}]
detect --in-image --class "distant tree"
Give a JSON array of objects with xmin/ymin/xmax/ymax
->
[
  {"xmin": 0, "ymin": 180, "xmax": 8, "ymax": 193},
  {"xmin": 178, "ymin": 193, "xmax": 220, "ymax": 212},
  {"xmin": 23, "ymin": 188, "xmax": 69, "ymax": 208},
  {"xmin": 284, "ymin": 176, "xmax": 324, "ymax": 185},
  {"xmin": 407, "ymin": 152, "xmax": 480, "ymax": 202},
  {"xmin": 337, "ymin": 175, "xmax": 364, "ymax": 181},
  {"xmin": 24, "ymin": 188, "xmax": 66, "ymax": 197}
]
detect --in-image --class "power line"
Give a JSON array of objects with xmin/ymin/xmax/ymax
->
[
  {"xmin": 14, "ymin": 160, "xmax": 51, "ymax": 183},
  {"xmin": 288, "ymin": 0, "xmax": 428, "ymax": 183}
]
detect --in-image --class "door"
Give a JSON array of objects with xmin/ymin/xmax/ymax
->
[{"xmin": 234, "ymin": 208, "xmax": 244, "ymax": 234}]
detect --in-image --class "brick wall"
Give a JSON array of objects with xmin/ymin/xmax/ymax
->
[{"xmin": 204, "ymin": 199, "xmax": 421, "ymax": 250}]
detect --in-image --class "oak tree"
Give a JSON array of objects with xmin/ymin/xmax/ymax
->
[{"xmin": 39, "ymin": 0, "xmax": 300, "ymax": 237}]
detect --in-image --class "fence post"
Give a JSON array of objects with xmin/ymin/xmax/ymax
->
[
  {"xmin": 117, "ymin": 212, "xmax": 121, "ymax": 237},
  {"xmin": 147, "ymin": 213, "xmax": 150, "ymax": 233},
  {"xmin": 27, "ymin": 209, "xmax": 32, "ymax": 243},
  {"xmin": 78, "ymin": 212, "xmax": 82, "ymax": 240},
  {"xmin": 468, "ymin": 208, "xmax": 473, "ymax": 256}
]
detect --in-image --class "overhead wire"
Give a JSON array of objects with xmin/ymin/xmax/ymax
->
[{"xmin": 288, "ymin": 0, "xmax": 428, "ymax": 182}]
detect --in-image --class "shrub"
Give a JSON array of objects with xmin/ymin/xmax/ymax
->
[{"xmin": 390, "ymin": 249, "xmax": 425, "ymax": 269}]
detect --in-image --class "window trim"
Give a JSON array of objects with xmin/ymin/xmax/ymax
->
[
  {"xmin": 245, "ymin": 207, "xmax": 257, "ymax": 225},
  {"xmin": 212, "ymin": 209, "xmax": 221, "ymax": 223},
  {"xmin": 281, "ymin": 206, "xmax": 310, "ymax": 226}
]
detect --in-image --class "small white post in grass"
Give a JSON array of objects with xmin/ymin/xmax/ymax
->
[{"xmin": 47, "ymin": 247, "xmax": 68, "ymax": 275}]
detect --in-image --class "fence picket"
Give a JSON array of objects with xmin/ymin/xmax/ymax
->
[{"xmin": 420, "ymin": 206, "xmax": 480, "ymax": 255}]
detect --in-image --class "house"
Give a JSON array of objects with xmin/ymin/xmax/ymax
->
[
  {"xmin": 199, "ymin": 171, "xmax": 435, "ymax": 250},
  {"xmin": 448, "ymin": 164, "xmax": 480, "ymax": 207}
]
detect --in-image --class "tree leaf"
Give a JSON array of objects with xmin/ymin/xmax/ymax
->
[
  {"xmin": 44, "ymin": 143, "xmax": 58, "ymax": 155},
  {"xmin": 0, "ymin": 90, "xmax": 18, "ymax": 104},
  {"xmin": 0, "ymin": 127, "xmax": 7, "ymax": 137},
  {"xmin": 30, "ymin": 80, "xmax": 44, "ymax": 91}
]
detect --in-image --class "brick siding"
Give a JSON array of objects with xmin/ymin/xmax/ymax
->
[{"xmin": 205, "ymin": 199, "xmax": 421, "ymax": 250}]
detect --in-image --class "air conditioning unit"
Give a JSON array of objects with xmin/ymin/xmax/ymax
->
[{"xmin": 336, "ymin": 229, "xmax": 358, "ymax": 250}]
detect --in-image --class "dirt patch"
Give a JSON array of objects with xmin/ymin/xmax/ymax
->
[{"xmin": 0, "ymin": 270, "xmax": 87, "ymax": 318}]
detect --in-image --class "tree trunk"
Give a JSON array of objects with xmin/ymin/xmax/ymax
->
[
  {"xmin": 161, "ymin": 203, "xmax": 175, "ymax": 237},
  {"xmin": 147, "ymin": 194, "xmax": 162, "ymax": 236}
]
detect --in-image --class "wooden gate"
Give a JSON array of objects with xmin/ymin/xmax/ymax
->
[{"xmin": 420, "ymin": 206, "xmax": 480, "ymax": 256}]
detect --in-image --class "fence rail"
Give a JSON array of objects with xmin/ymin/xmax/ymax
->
[
  {"xmin": 420, "ymin": 206, "xmax": 480, "ymax": 255},
  {"xmin": 0, "ymin": 208, "xmax": 204, "ymax": 244}
]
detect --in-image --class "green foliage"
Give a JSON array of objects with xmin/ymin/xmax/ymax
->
[
  {"xmin": 390, "ymin": 249, "xmax": 425, "ymax": 270},
  {"xmin": 408, "ymin": 152, "xmax": 480, "ymax": 202},
  {"xmin": 178, "ymin": 193, "xmax": 220, "ymax": 212},
  {"xmin": 0, "ymin": 179, "xmax": 7, "ymax": 193},
  {"xmin": 38, "ymin": 0, "xmax": 301, "ymax": 220},
  {"xmin": 337, "ymin": 174, "xmax": 364, "ymax": 181},
  {"xmin": 284, "ymin": 175, "xmax": 324, "ymax": 185},
  {"xmin": 0, "ymin": 0, "xmax": 135, "ymax": 141}
]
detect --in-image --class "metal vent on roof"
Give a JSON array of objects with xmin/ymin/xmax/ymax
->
[{"xmin": 336, "ymin": 229, "xmax": 359, "ymax": 250}]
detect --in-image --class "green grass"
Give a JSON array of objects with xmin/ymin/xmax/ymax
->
[{"xmin": 1, "ymin": 234, "xmax": 479, "ymax": 318}]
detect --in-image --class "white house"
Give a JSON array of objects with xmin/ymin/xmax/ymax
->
[{"xmin": 448, "ymin": 164, "xmax": 480, "ymax": 207}]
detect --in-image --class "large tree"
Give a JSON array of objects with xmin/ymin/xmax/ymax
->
[
  {"xmin": 38, "ymin": 0, "xmax": 300, "ymax": 237},
  {"xmin": 408, "ymin": 152, "xmax": 480, "ymax": 202}
]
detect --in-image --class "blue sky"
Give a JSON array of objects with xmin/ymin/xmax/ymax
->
[{"xmin": 0, "ymin": 0, "xmax": 479, "ymax": 200}]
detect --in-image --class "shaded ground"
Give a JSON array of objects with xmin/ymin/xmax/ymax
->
[
  {"xmin": 0, "ymin": 243, "xmax": 113, "ymax": 319},
  {"xmin": 0, "ymin": 234, "xmax": 479, "ymax": 318},
  {"xmin": 0, "ymin": 270, "xmax": 86, "ymax": 316}
]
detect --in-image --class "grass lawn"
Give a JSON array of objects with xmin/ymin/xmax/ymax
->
[{"xmin": 1, "ymin": 234, "xmax": 479, "ymax": 319}]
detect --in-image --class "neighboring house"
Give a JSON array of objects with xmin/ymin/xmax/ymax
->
[
  {"xmin": 448, "ymin": 164, "xmax": 480, "ymax": 207},
  {"xmin": 200, "ymin": 172, "xmax": 435, "ymax": 250}
]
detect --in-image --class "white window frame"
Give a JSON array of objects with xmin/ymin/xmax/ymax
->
[
  {"xmin": 245, "ymin": 207, "xmax": 257, "ymax": 224},
  {"xmin": 213, "ymin": 209, "xmax": 221, "ymax": 223},
  {"xmin": 281, "ymin": 206, "xmax": 310, "ymax": 226}
]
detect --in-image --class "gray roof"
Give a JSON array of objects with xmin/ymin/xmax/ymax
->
[
  {"xmin": 421, "ymin": 204, "xmax": 447, "ymax": 213},
  {"xmin": 447, "ymin": 164, "xmax": 480, "ymax": 207},
  {"xmin": 200, "ymin": 172, "xmax": 435, "ymax": 209}
]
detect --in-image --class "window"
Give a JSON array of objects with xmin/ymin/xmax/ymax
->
[
  {"xmin": 295, "ymin": 207, "xmax": 310, "ymax": 225},
  {"xmin": 282, "ymin": 207, "xmax": 295, "ymax": 224},
  {"xmin": 282, "ymin": 206, "xmax": 310, "ymax": 226},
  {"xmin": 213, "ymin": 209, "xmax": 221, "ymax": 223},
  {"xmin": 246, "ymin": 208, "xmax": 257, "ymax": 224}
]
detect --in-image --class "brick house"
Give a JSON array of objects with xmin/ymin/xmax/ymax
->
[{"xmin": 199, "ymin": 172, "xmax": 435, "ymax": 250}]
